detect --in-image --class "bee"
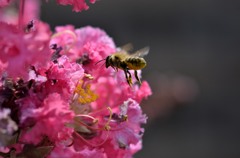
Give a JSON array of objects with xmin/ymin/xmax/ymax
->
[{"xmin": 96, "ymin": 43, "xmax": 149, "ymax": 86}]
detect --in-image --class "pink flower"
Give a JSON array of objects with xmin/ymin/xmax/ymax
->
[
  {"xmin": 133, "ymin": 81, "xmax": 152, "ymax": 103},
  {"xmin": 50, "ymin": 25, "xmax": 116, "ymax": 65},
  {"xmin": 45, "ymin": 55, "xmax": 85, "ymax": 98},
  {"xmin": 56, "ymin": 0, "xmax": 97, "ymax": 12},
  {"xmin": 19, "ymin": 93, "xmax": 74, "ymax": 145},
  {"xmin": 0, "ymin": 1, "xmax": 152, "ymax": 157},
  {"xmin": 70, "ymin": 99, "xmax": 147, "ymax": 157},
  {"xmin": 101, "ymin": 99, "xmax": 147, "ymax": 157},
  {"xmin": 91, "ymin": 71, "xmax": 152, "ymax": 109},
  {"xmin": 75, "ymin": 26, "xmax": 116, "ymax": 62},
  {"xmin": 0, "ymin": 21, "xmax": 51, "ymax": 80},
  {"xmin": 51, "ymin": 26, "xmax": 152, "ymax": 109},
  {"xmin": 48, "ymin": 146, "xmax": 105, "ymax": 158},
  {"xmin": 18, "ymin": 55, "xmax": 84, "ymax": 119},
  {"xmin": 17, "ymin": 55, "xmax": 85, "ymax": 145},
  {"xmin": 50, "ymin": 25, "xmax": 152, "ymax": 110},
  {"xmin": 0, "ymin": 0, "xmax": 40, "ymax": 25},
  {"xmin": 0, "ymin": 0, "xmax": 10, "ymax": 7}
]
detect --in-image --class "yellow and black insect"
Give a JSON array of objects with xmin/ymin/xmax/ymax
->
[{"xmin": 96, "ymin": 44, "xmax": 149, "ymax": 86}]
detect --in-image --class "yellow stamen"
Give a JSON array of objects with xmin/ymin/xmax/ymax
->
[{"xmin": 74, "ymin": 80, "xmax": 98, "ymax": 104}]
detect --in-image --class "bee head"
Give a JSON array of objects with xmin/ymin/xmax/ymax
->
[
  {"xmin": 95, "ymin": 56, "xmax": 111, "ymax": 68},
  {"xmin": 105, "ymin": 56, "xmax": 111, "ymax": 68}
]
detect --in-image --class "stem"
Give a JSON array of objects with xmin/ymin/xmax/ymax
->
[{"xmin": 18, "ymin": 0, "xmax": 25, "ymax": 30}]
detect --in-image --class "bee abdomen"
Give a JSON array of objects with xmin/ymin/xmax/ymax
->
[{"xmin": 125, "ymin": 57, "xmax": 146, "ymax": 70}]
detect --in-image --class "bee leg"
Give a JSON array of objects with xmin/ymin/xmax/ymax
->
[
  {"xmin": 124, "ymin": 69, "xmax": 132, "ymax": 86},
  {"xmin": 123, "ymin": 69, "xmax": 129, "ymax": 85},
  {"xmin": 134, "ymin": 70, "xmax": 141, "ymax": 84},
  {"xmin": 111, "ymin": 66, "xmax": 117, "ymax": 71},
  {"xmin": 126, "ymin": 69, "xmax": 132, "ymax": 86}
]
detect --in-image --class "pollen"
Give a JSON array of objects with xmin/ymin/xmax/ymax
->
[
  {"xmin": 84, "ymin": 73, "xmax": 94, "ymax": 80},
  {"xmin": 74, "ymin": 80, "xmax": 98, "ymax": 104}
]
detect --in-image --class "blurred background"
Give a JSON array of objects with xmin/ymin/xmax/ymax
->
[{"xmin": 41, "ymin": 1, "xmax": 240, "ymax": 157}]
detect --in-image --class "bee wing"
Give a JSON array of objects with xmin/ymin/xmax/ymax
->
[
  {"xmin": 117, "ymin": 43, "xmax": 134, "ymax": 53},
  {"xmin": 131, "ymin": 46, "xmax": 150, "ymax": 57}
]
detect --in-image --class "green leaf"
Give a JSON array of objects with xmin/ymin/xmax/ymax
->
[{"xmin": 17, "ymin": 145, "xmax": 54, "ymax": 158}]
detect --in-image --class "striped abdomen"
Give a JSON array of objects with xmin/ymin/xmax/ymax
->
[{"xmin": 125, "ymin": 57, "xmax": 146, "ymax": 70}]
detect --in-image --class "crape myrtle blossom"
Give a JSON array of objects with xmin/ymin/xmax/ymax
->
[
  {"xmin": 0, "ymin": 0, "xmax": 152, "ymax": 158},
  {"xmin": 0, "ymin": 21, "xmax": 51, "ymax": 80},
  {"xmin": 0, "ymin": 0, "xmax": 40, "ymax": 25},
  {"xmin": 0, "ymin": 0, "xmax": 96, "ymax": 12},
  {"xmin": 0, "ymin": 0, "xmax": 10, "ymax": 8},
  {"xmin": 56, "ymin": 0, "xmax": 97, "ymax": 12}
]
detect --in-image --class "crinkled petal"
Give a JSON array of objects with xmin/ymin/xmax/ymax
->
[
  {"xmin": 56, "ymin": 0, "xmax": 97, "ymax": 12},
  {"xmin": 19, "ymin": 93, "xmax": 74, "ymax": 144},
  {"xmin": 0, "ymin": 21, "xmax": 51, "ymax": 80}
]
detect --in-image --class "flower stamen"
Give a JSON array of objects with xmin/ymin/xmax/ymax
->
[
  {"xmin": 73, "ymin": 130, "xmax": 110, "ymax": 147},
  {"xmin": 103, "ymin": 107, "xmax": 112, "ymax": 131},
  {"xmin": 51, "ymin": 30, "xmax": 77, "ymax": 52},
  {"xmin": 84, "ymin": 73, "xmax": 94, "ymax": 80},
  {"xmin": 74, "ymin": 80, "xmax": 98, "ymax": 104}
]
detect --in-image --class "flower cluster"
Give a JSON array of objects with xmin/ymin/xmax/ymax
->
[{"xmin": 0, "ymin": 0, "xmax": 152, "ymax": 157}]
